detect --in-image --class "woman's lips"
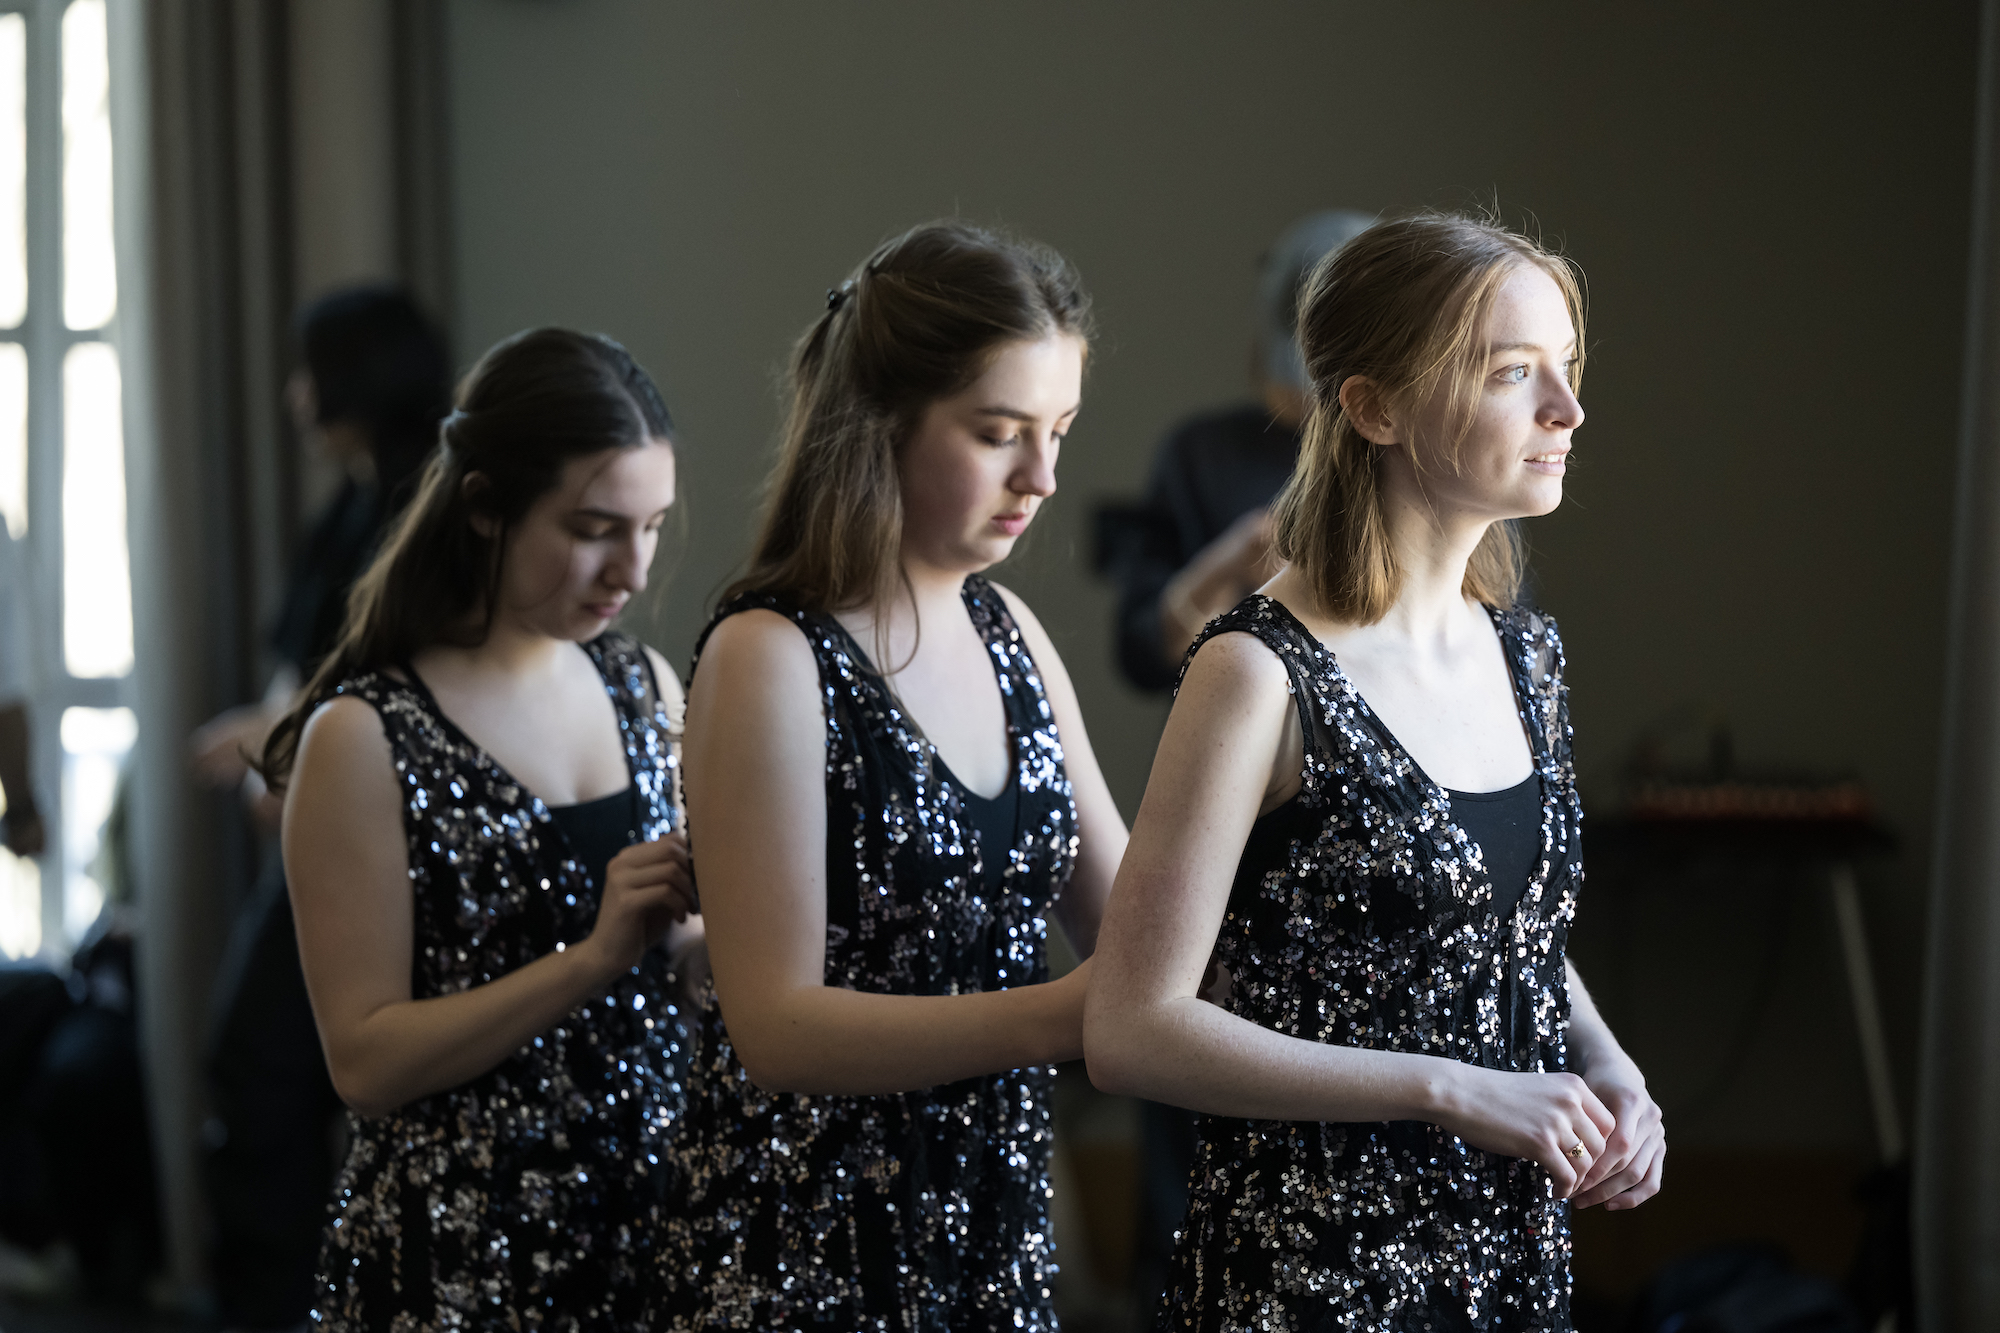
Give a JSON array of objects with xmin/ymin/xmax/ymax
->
[
  {"xmin": 992, "ymin": 513, "xmax": 1031, "ymax": 536},
  {"xmin": 584, "ymin": 600, "xmax": 626, "ymax": 620}
]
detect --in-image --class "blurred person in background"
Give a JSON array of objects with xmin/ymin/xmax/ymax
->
[
  {"xmin": 1110, "ymin": 209, "xmax": 1374, "ymax": 691},
  {"xmin": 191, "ymin": 286, "xmax": 450, "ymax": 1331},
  {"xmin": 0, "ymin": 518, "xmax": 43, "ymax": 860}
]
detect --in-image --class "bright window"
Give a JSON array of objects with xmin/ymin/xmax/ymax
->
[{"xmin": 0, "ymin": 0, "xmax": 133, "ymax": 959}]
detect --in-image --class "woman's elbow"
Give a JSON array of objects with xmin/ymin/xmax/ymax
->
[
  {"xmin": 326, "ymin": 1051, "xmax": 402, "ymax": 1119},
  {"xmin": 1081, "ymin": 1001, "xmax": 1146, "ymax": 1098},
  {"xmin": 725, "ymin": 1025, "xmax": 813, "ymax": 1095}
]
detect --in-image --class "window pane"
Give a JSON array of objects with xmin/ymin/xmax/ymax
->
[
  {"xmin": 60, "ymin": 705, "xmax": 132, "ymax": 943},
  {"xmin": 0, "ymin": 342, "xmax": 21, "ymax": 538},
  {"xmin": 0, "ymin": 14, "xmax": 24, "ymax": 329},
  {"xmin": 61, "ymin": 0, "xmax": 114, "ymax": 331},
  {"xmin": 62, "ymin": 341, "xmax": 130, "ymax": 676}
]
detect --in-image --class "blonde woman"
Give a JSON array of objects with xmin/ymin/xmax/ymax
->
[
  {"xmin": 1086, "ymin": 213, "xmax": 1663, "ymax": 1332},
  {"xmin": 662, "ymin": 221, "xmax": 1126, "ymax": 1331}
]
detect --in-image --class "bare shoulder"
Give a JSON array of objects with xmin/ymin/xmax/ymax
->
[
  {"xmin": 288, "ymin": 694, "xmax": 402, "ymax": 833},
  {"xmin": 296, "ymin": 693, "xmax": 392, "ymax": 771},
  {"xmin": 1180, "ymin": 626, "xmax": 1292, "ymax": 695},
  {"xmin": 688, "ymin": 608, "xmax": 823, "ymax": 720},
  {"xmin": 697, "ymin": 607, "xmax": 816, "ymax": 677}
]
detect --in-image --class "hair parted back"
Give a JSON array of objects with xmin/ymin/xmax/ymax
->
[
  {"xmin": 1270, "ymin": 209, "xmax": 1585, "ymax": 624},
  {"xmin": 261, "ymin": 327, "xmax": 676, "ymax": 788},
  {"xmin": 729, "ymin": 220, "xmax": 1092, "ymax": 623}
]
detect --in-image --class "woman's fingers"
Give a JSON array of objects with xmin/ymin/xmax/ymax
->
[{"xmin": 1602, "ymin": 1138, "xmax": 1666, "ymax": 1212}]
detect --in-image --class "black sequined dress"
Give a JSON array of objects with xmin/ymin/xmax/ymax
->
[
  {"xmin": 310, "ymin": 633, "xmax": 685, "ymax": 1333},
  {"xmin": 660, "ymin": 575, "xmax": 1079, "ymax": 1332},
  {"xmin": 1162, "ymin": 597, "xmax": 1582, "ymax": 1333}
]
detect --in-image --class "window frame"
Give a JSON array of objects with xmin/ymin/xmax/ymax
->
[{"xmin": 4, "ymin": 0, "xmax": 133, "ymax": 957}]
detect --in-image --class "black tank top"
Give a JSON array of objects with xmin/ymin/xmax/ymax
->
[
  {"xmin": 1445, "ymin": 771, "xmax": 1544, "ymax": 921},
  {"xmin": 935, "ymin": 757, "xmax": 1021, "ymax": 894},
  {"xmin": 548, "ymin": 784, "xmax": 642, "ymax": 894}
]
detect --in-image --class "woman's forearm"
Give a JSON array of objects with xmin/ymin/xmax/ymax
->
[
  {"xmin": 1086, "ymin": 992, "xmax": 1460, "ymax": 1124},
  {"xmin": 320, "ymin": 939, "xmax": 619, "ymax": 1117},
  {"xmin": 1563, "ymin": 960, "xmax": 1638, "ymax": 1078},
  {"xmin": 723, "ymin": 972, "xmax": 1084, "ymax": 1096}
]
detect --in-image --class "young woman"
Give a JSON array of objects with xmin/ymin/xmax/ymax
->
[
  {"xmin": 267, "ymin": 329, "xmax": 699, "ymax": 1332},
  {"xmin": 660, "ymin": 221, "xmax": 1126, "ymax": 1331},
  {"xmin": 1084, "ymin": 213, "xmax": 1665, "ymax": 1331}
]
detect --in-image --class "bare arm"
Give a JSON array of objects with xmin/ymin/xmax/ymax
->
[
  {"xmin": 285, "ymin": 696, "xmax": 694, "ymax": 1117},
  {"xmin": 684, "ymin": 609, "xmax": 1094, "ymax": 1097},
  {"xmin": 991, "ymin": 584, "xmax": 1125, "ymax": 958},
  {"xmin": 1083, "ymin": 631, "xmax": 1617, "ymax": 1196}
]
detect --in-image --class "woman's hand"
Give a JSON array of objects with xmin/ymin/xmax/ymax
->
[
  {"xmin": 580, "ymin": 833, "xmax": 696, "ymax": 978},
  {"xmin": 1570, "ymin": 1058, "xmax": 1666, "ymax": 1211},
  {"xmin": 1431, "ymin": 1064, "xmax": 1617, "ymax": 1198}
]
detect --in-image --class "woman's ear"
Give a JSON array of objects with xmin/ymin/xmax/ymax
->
[
  {"xmin": 1338, "ymin": 375, "xmax": 1399, "ymax": 448},
  {"xmin": 461, "ymin": 471, "xmax": 498, "ymax": 540}
]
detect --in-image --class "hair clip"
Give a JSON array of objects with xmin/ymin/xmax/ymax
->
[{"xmin": 826, "ymin": 280, "xmax": 855, "ymax": 311}]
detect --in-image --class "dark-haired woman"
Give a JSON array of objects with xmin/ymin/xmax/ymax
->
[
  {"xmin": 659, "ymin": 221, "xmax": 1125, "ymax": 1331},
  {"xmin": 269, "ymin": 328, "xmax": 698, "ymax": 1331},
  {"xmin": 1085, "ymin": 213, "xmax": 1663, "ymax": 1332}
]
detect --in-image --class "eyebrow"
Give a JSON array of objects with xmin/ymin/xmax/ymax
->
[
  {"xmin": 573, "ymin": 505, "xmax": 668, "ymax": 522},
  {"xmin": 975, "ymin": 403, "xmax": 1082, "ymax": 422},
  {"xmin": 1489, "ymin": 341, "xmax": 1578, "ymax": 356}
]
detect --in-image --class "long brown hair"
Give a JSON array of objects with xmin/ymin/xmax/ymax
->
[
  {"xmin": 1270, "ymin": 210, "xmax": 1585, "ymax": 624},
  {"xmin": 261, "ymin": 328, "xmax": 676, "ymax": 788},
  {"xmin": 728, "ymin": 220, "xmax": 1092, "ymax": 638}
]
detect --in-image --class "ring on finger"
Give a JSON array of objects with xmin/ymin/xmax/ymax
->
[{"xmin": 1566, "ymin": 1139, "xmax": 1588, "ymax": 1161}]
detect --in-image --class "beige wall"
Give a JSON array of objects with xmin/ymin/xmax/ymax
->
[{"xmin": 444, "ymin": 1, "xmax": 1977, "ymax": 1150}]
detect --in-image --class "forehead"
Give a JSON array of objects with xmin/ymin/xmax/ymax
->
[
  {"xmin": 563, "ymin": 439, "xmax": 676, "ymax": 508},
  {"xmin": 957, "ymin": 334, "xmax": 1085, "ymax": 413},
  {"xmin": 1484, "ymin": 266, "xmax": 1575, "ymax": 346}
]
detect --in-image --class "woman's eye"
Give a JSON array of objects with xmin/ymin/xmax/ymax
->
[
  {"xmin": 1498, "ymin": 365, "xmax": 1529, "ymax": 385},
  {"xmin": 981, "ymin": 434, "xmax": 1018, "ymax": 448}
]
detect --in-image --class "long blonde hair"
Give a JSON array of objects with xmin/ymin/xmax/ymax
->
[
  {"xmin": 1270, "ymin": 211, "xmax": 1585, "ymax": 623},
  {"xmin": 728, "ymin": 221, "xmax": 1092, "ymax": 641}
]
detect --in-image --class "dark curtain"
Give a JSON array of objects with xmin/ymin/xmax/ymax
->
[
  {"xmin": 114, "ymin": 0, "xmax": 451, "ymax": 1299},
  {"xmin": 1918, "ymin": 0, "xmax": 2000, "ymax": 1326}
]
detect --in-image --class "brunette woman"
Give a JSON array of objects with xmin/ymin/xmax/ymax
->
[
  {"xmin": 661, "ymin": 221, "xmax": 1126, "ymax": 1331},
  {"xmin": 267, "ymin": 329, "xmax": 698, "ymax": 1331},
  {"xmin": 1085, "ymin": 213, "xmax": 1664, "ymax": 1332}
]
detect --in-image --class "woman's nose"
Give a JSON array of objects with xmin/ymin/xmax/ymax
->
[{"xmin": 1015, "ymin": 436, "xmax": 1058, "ymax": 498}]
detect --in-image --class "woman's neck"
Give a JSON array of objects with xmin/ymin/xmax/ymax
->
[
  {"xmin": 1309, "ymin": 456, "xmax": 1495, "ymax": 651},
  {"xmin": 836, "ymin": 559, "xmax": 973, "ymax": 674},
  {"xmin": 425, "ymin": 612, "xmax": 569, "ymax": 684}
]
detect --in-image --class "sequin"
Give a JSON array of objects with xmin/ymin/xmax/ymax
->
[
  {"xmin": 309, "ymin": 633, "xmax": 686, "ymax": 1332},
  {"xmin": 1160, "ymin": 597, "xmax": 1581, "ymax": 1333},
  {"xmin": 658, "ymin": 576, "xmax": 1079, "ymax": 1331}
]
